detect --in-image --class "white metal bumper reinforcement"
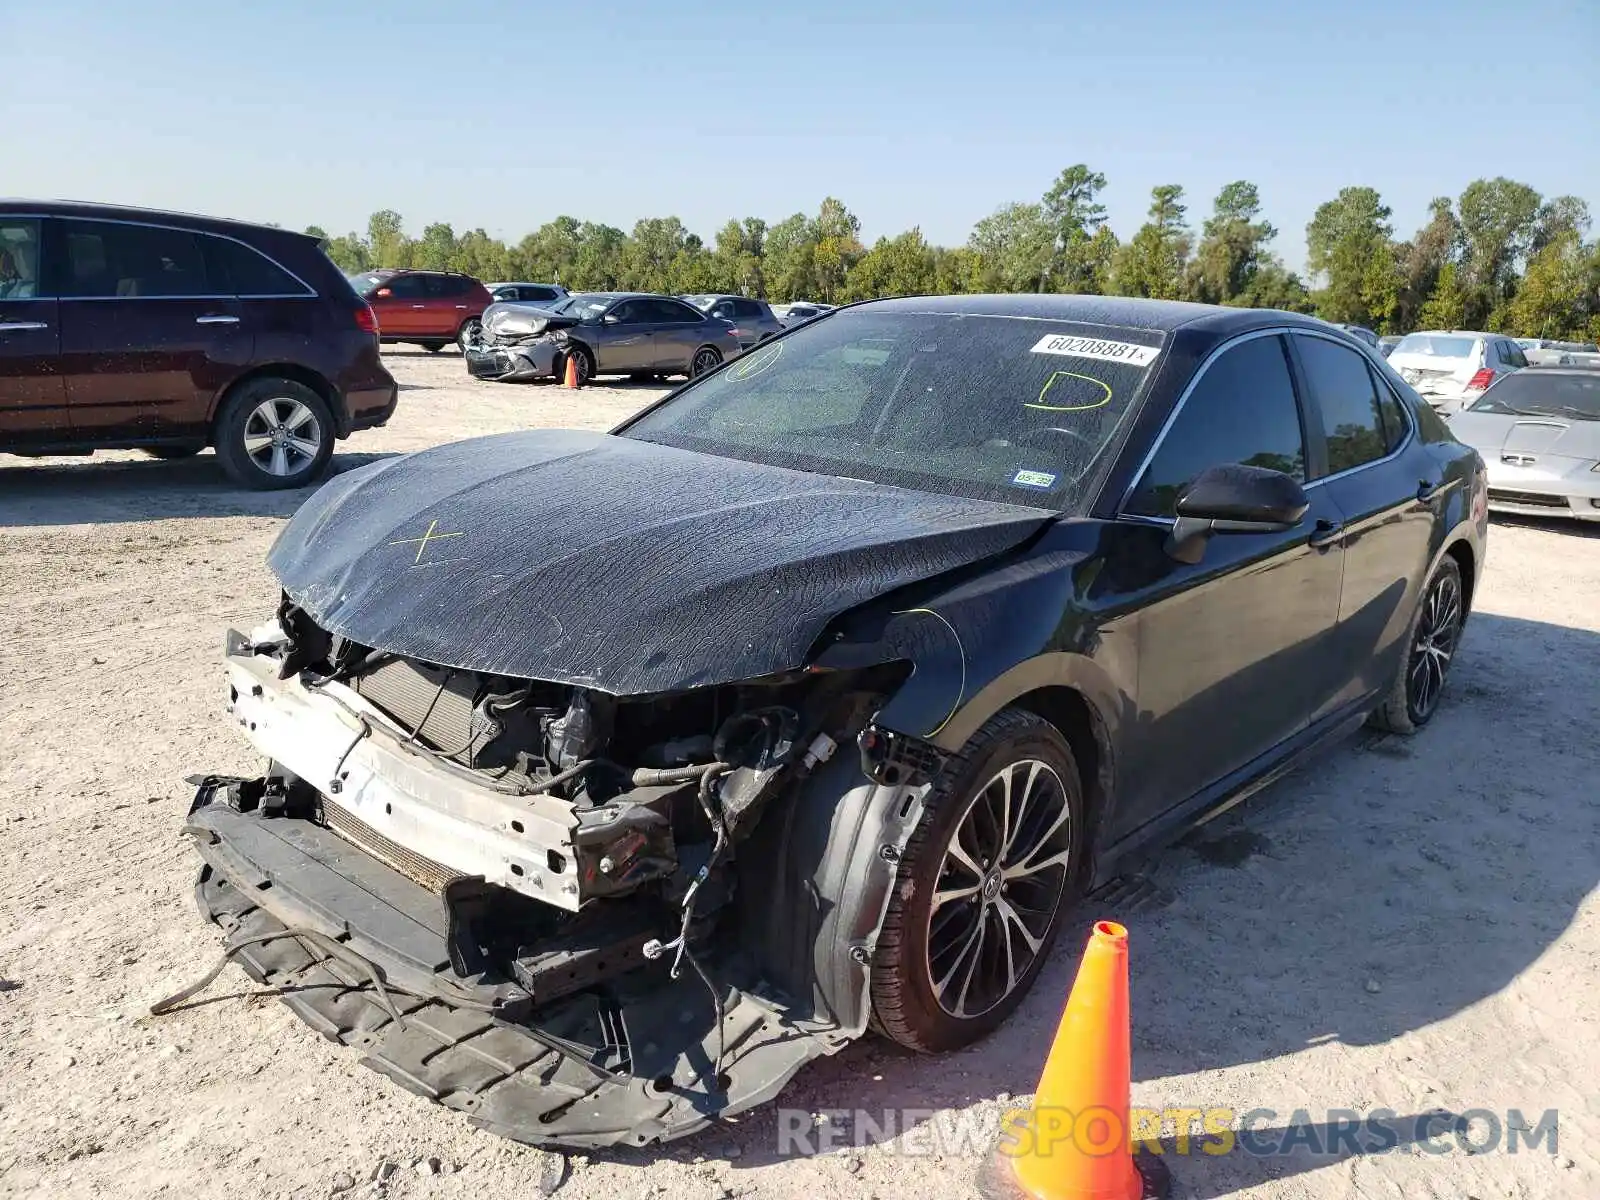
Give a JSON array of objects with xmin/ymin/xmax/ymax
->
[{"xmin": 224, "ymin": 634, "xmax": 588, "ymax": 911}]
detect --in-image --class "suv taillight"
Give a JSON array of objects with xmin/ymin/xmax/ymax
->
[
  {"xmin": 354, "ymin": 303, "xmax": 379, "ymax": 335},
  {"xmin": 1466, "ymin": 368, "xmax": 1495, "ymax": 391}
]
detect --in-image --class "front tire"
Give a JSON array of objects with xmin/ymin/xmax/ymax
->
[
  {"xmin": 421, "ymin": 341, "xmax": 447, "ymax": 354},
  {"xmin": 871, "ymin": 709, "xmax": 1083, "ymax": 1053},
  {"xmin": 1368, "ymin": 556, "xmax": 1465, "ymax": 734},
  {"xmin": 558, "ymin": 344, "xmax": 595, "ymax": 386},
  {"xmin": 456, "ymin": 319, "xmax": 482, "ymax": 353},
  {"xmin": 213, "ymin": 378, "xmax": 335, "ymax": 490}
]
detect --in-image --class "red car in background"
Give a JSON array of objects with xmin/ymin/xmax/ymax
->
[{"xmin": 347, "ymin": 269, "xmax": 491, "ymax": 353}]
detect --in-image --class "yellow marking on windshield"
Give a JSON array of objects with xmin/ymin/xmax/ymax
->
[
  {"xmin": 729, "ymin": 340, "xmax": 783, "ymax": 381},
  {"xmin": 1026, "ymin": 370, "xmax": 1112, "ymax": 412}
]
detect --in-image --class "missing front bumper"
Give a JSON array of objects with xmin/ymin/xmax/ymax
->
[{"xmin": 180, "ymin": 780, "xmax": 850, "ymax": 1148}]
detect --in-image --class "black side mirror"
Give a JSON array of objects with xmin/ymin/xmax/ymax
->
[{"xmin": 1165, "ymin": 464, "xmax": 1309, "ymax": 564}]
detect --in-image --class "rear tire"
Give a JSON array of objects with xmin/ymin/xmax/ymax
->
[
  {"xmin": 689, "ymin": 345, "xmax": 723, "ymax": 378},
  {"xmin": 871, "ymin": 708, "xmax": 1083, "ymax": 1053},
  {"xmin": 421, "ymin": 341, "xmax": 447, "ymax": 354},
  {"xmin": 1368, "ymin": 556, "xmax": 1465, "ymax": 734},
  {"xmin": 213, "ymin": 378, "xmax": 335, "ymax": 491}
]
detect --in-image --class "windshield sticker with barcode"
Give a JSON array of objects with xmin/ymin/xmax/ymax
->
[
  {"xmin": 1012, "ymin": 469, "xmax": 1058, "ymax": 489},
  {"xmin": 1029, "ymin": 334, "xmax": 1160, "ymax": 366}
]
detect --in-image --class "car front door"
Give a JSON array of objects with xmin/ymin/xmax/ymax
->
[
  {"xmin": 55, "ymin": 217, "xmax": 249, "ymax": 441},
  {"xmin": 1109, "ymin": 331, "xmax": 1347, "ymax": 838},
  {"xmin": 370, "ymin": 273, "xmax": 426, "ymax": 337},
  {"xmin": 594, "ymin": 299, "xmax": 653, "ymax": 373},
  {"xmin": 0, "ymin": 216, "xmax": 67, "ymax": 444},
  {"xmin": 1288, "ymin": 332, "xmax": 1439, "ymax": 717}
]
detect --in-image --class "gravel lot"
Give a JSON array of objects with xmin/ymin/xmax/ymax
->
[{"xmin": 2, "ymin": 349, "xmax": 1596, "ymax": 1200}]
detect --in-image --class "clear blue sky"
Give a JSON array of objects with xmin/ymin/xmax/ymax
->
[{"xmin": 6, "ymin": 0, "xmax": 1596, "ymax": 271}]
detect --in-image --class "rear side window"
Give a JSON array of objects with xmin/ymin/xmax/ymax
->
[
  {"xmin": 649, "ymin": 299, "xmax": 703, "ymax": 322},
  {"xmin": 1501, "ymin": 341, "xmax": 1528, "ymax": 368},
  {"xmin": 1126, "ymin": 335, "xmax": 1306, "ymax": 518},
  {"xmin": 524, "ymin": 286, "xmax": 559, "ymax": 303},
  {"xmin": 1369, "ymin": 367, "xmax": 1410, "ymax": 453},
  {"xmin": 733, "ymin": 299, "xmax": 765, "ymax": 319},
  {"xmin": 61, "ymin": 220, "xmax": 210, "ymax": 298},
  {"xmin": 202, "ymin": 235, "xmax": 309, "ymax": 296},
  {"xmin": 1293, "ymin": 334, "xmax": 1389, "ymax": 473}
]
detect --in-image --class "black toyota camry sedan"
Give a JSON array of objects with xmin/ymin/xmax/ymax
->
[{"xmin": 180, "ymin": 295, "xmax": 1487, "ymax": 1148}]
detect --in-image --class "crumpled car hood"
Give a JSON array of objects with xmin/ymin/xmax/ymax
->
[
  {"xmin": 1450, "ymin": 411, "xmax": 1600, "ymax": 459},
  {"xmin": 482, "ymin": 302, "xmax": 580, "ymax": 342},
  {"xmin": 268, "ymin": 430, "xmax": 1052, "ymax": 694}
]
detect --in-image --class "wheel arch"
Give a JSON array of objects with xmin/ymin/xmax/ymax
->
[
  {"xmin": 210, "ymin": 363, "xmax": 345, "ymax": 440},
  {"xmin": 1444, "ymin": 537, "xmax": 1476, "ymax": 616}
]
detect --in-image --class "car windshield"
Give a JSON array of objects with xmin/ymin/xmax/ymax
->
[
  {"xmin": 346, "ymin": 271, "xmax": 390, "ymax": 296},
  {"xmin": 1394, "ymin": 334, "xmax": 1476, "ymax": 359},
  {"xmin": 621, "ymin": 309, "xmax": 1164, "ymax": 509},
  {"xmin": 1469, "ymin": 373, "xmax": 1600, "ymax": 420}
]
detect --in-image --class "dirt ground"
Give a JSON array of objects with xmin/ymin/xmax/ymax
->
[{"xmin": 2, "ymin": 349, "xmax": 1596, "ymax": 1200}]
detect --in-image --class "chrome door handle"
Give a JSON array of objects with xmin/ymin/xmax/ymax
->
[
  {"xmin": 412, "ymin": 304, "xmax": 427, "ymax": 309},
  {"xmin": 1308, "ymin": 519, "xmax": 1346, "ymax": 548},
  {"xmin": 0, "ymin": 320, "xmax": 49, "ymax": 331},
  {"xmin": 455, "ymin": 305, "xmax": 469, "ymax": 309},
  {"xmin": 195, "ymin": 315, "xmax": 239, "ymax": 325}
]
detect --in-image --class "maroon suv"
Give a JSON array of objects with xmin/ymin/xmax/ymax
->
[
  {"xmin": 346, "ymin": 269, "xmax": 492, "ymax": 353},
  {"xmin": 0, "ymin": 200, "xmax": 397, "ymax": 489}
]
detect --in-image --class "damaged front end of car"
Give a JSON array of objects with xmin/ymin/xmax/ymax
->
[
  {"xmin": 182, "ymin": 597, "xmax": 943, "ymax": 1148},
  {"xmin": 463, "ymin": 303, "xmax": 579, "ymax": 382}
]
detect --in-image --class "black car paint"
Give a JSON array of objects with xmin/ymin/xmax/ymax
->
[
  {"xmin": 272, "ymin": 296, "xmax": 1485, "ymax": 893},
  {"xmin": 268, "ymin": 428, "xmax": 1054, "ymax": 693}
]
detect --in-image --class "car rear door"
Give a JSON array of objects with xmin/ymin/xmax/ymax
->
[
  {"xmin": 55, "ymin": 217, "xmax": 249, "ymax": 441},
  {"xmin": 1288, "ymin": 332, "xmax": 1438, "ymax": 717},
  {"xmin": 648, "ymin": 298, "xmax": 718, "ymax": 369},
  {"xmin": 1109, "ymin": 331, "xmax": 1346, "ymax": 838},
  {"xmin": 0, "ymin": 216, "xmax": 68, "ymax": 445},
  {"xmin": 424, "ymin": 274, "xmax": 475, "ymax": 337}
]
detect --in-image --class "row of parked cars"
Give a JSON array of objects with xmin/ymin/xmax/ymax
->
[{"xmin": 335, "ymin": 268, "xmax": 836, "ymax": 385}]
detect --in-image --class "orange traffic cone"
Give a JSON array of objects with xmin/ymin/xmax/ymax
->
[
  {"xmin": 977, "ymin": 920, "xmax": 1169, "ymax": 1200},
  {"xmin": 563, "ymin": 353, "xmax": 580, "ymax": 389}
]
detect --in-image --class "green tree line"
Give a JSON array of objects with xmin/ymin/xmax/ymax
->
[{"xmin": 307, "ymin": 168, "xmax": 1600, "ymax": 341}]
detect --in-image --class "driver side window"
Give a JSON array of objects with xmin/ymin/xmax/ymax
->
[
  {"xmin": 1126, "ymin": 334, "xmax": 1306, "ymax": 518},
  {"xmin": 607, "ymin": 300, "xmax": 642, "ymax": 324}
]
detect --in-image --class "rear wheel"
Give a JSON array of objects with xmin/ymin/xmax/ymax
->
[
  {"xmin": 871, "ymin": 709, "xmax": 1083, "ymax": 1053},
  {"xmin": 1368, "ymin": 556, "xmax": 1465, "ymax": 734},
  {"xmin": 690, "ymin": 346, "xmax": 722, "ymax": 378},
  {"xmin": 421, "ymin": 341, "xmax": 447, "ymax": 354},
  {"xmin": 213, "ymin": 378, "xmax": 335, "ymax": 490}
]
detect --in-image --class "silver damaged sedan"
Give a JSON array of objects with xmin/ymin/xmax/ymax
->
[{"xmin": 465, "ymin": 292, "xmax": 743, "ymax": 384}]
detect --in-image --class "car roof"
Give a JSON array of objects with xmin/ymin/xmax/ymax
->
[
  {"xmin": 851, "ymin": 293, "xmax": 1329, "ymax": 336},
  {"xmin": 1402, "ymin": 329, "xmax": 1493, "ymax": 339},
  {"xmin": 0, "ymin": 198, "xmax": 318, "ymax": 242}
]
